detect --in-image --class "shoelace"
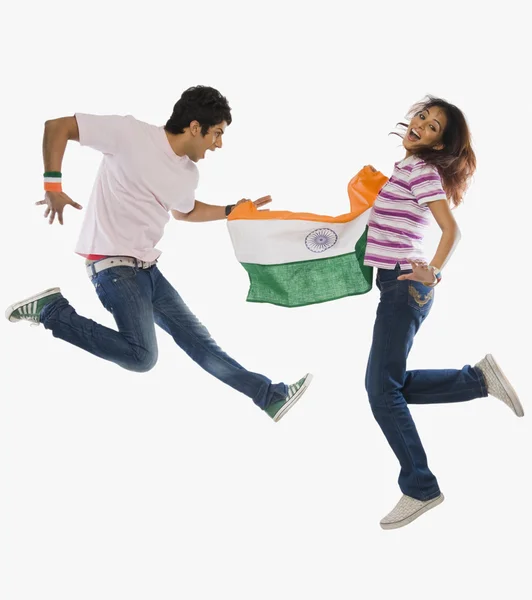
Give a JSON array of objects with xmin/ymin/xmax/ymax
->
[
  {"xmin": 15, "ymin": 305, "xmax": 40, "ymax": 326},
  {"xmin": 287, "ymin": 379, "xmax": 304, "ymax": 398},
  {"xmin": 17, "ymin": 309, "xmax": 39, "ymax": 321}
]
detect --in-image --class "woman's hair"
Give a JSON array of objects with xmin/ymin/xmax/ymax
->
[
  {"xmin": 394, "ymin": 96, "xmax": 476, "ymax": 207},
  {"xmin": 165, "ymin": 86, "xmax": 232, "ymax": 136}
]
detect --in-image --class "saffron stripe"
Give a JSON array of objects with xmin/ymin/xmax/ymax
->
[{"xmin": 44, "ymin": 182, "xmax": 62, "ymax": 192}]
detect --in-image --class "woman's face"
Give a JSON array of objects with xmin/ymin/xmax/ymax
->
[{"xmin": 403, "ymin": 106, "xmax": 447, "ymax": 154}]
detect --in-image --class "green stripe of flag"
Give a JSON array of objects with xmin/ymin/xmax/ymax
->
[{"xmin": 241, "ymin": 228, "xmax": 373, "ymax": 307}]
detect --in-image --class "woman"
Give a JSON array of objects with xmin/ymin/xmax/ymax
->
[{"xmin": 364, "ymin": 96, "xmax": 523, "ymax": 530}]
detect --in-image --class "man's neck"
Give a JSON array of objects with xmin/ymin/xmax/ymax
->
[{"xmin": 165, "ymin": 131, "xmax": 188, "ymax": 157}]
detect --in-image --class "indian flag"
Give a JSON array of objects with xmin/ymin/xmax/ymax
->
[{"xmin": 227, "ymin": 166, "xmax": 388, "ymax": 307}]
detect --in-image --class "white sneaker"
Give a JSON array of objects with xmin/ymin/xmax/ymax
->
[
  {"xmin": 475, "ymin": 354, "xmax": 524, "ymax": 417},
  {"xmin": 380, "ymin": 493, "xmax": 445, "ymax": 530}
]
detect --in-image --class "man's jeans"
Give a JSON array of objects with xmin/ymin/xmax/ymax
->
[
  {"xmin": 365, "ymin": 265, "xmax": 488, "ymax": 500},
  {"xmin": 40, "ymin": 264, "xmax": 288, "ymax": 409}
]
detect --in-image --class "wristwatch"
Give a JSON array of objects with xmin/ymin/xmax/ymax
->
[
  {"xmin": 225, "ymin": 204, "xmax": 236, "ymax": 217},
  {"xmin": 426, "ymin": 265, "xmax": 442, "ymax": 287}
]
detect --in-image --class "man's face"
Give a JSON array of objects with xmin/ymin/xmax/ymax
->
[{"xmin": 189, "ymin": 121, "xmax": 227, "ymax": 162}]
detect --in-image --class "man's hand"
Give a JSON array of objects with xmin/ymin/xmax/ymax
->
[
  {"xmin": 36, "ymin": 191, "xmax": 83, "ymax": 225},
  {"xmin": 235, "ymin": 195, "xmax": 272, "ymax": 211}
]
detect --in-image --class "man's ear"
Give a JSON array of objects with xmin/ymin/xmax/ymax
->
[{"xmin": 189, "ymin": 120, "xmax": 201, "ymax": 136}]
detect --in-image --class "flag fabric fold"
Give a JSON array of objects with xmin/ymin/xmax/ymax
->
[{"xmin": 227, "ymin": 166, "xmax": 388, "ymax": 307}]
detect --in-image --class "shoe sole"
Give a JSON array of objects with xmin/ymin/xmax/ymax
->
[
  {"xmin": 380, "ymin": 494, "xmax": 445, "ymax": 530},
  {"xmin": 486, "ymin": 354, "xmax": 524, "ymax": 417},
  {"xmin": 5, "ymin": 287, "xmax": 61, "ymax": 323},
  {"xmin": 273, "ymin": 373, "xmax": 313, "ymax": 422}
]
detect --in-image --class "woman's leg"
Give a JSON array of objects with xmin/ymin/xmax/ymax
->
[{"xmin": 365, "ymin": 268, "xmax": 440, "ymax": 500}]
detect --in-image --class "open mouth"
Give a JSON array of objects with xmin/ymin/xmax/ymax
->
[{"xmin": 407, "ymin": 128, "xmax": 421, "ymax": 142}]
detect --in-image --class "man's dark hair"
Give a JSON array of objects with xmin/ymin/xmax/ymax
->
[{"xmin": 165, "ymin": 86, "xmax": 232, "ymax": 136}]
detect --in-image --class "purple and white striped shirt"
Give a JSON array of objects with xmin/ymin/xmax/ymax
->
[{"xmin": 364, "ymin": 155, "xmax": 447, "ymax": 270}]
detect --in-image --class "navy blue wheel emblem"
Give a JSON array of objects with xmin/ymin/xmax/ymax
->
[{"xmin": 305, "ymin": 228, "xmax": 338, "ymax": 253}]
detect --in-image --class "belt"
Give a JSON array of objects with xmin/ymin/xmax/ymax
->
[{"xmin": 86, "ymin": 256, "xmax": 157, "ymax": 278}]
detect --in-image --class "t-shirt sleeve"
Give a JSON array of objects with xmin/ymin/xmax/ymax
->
[
  {"xmin": 170, "ymin": 164, "xmax": 199, "ymax": 212},
  {"xmin": 409, "ymin": 162, "xmax": 448, "ymax": 205},
  {"xmin": 75, "ymin": 113, "xmax": 131, "ymax": 155}
]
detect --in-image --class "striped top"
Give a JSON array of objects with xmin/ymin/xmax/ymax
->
[{"xmin": 364, "ymin": 155, "xmax": 447, "ymax": 270}]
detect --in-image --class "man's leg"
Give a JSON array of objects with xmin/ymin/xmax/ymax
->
[
  {"xmin": 8, "ymin": 266, "xmax": 158, "ymax": 373},
  {"xmin": 151, "ymin": 267, "xmax": 309, "ymax": 411}
]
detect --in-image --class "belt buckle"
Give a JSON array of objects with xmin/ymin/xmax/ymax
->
[{"xmin": 133, "ymin": 258, "xmax": 151, "ymax": 270}]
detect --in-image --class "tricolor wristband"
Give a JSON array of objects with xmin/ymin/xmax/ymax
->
[{"xmin": 44, "ymin": 171, "xmax": 62, "ymax": 192}]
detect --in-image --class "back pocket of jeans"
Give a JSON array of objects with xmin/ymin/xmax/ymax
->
[{"xmin": 407, "ymin": 282, "xmax": 434, "ymax": 313}]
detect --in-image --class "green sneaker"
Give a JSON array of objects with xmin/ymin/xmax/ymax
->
[
  {"xmin": 265, "ymin": 373, "xmax": 313, "ymax": 422},
  {"xmin": 5, "ymin": 287, "xmax": 62, "ymax": 324}
]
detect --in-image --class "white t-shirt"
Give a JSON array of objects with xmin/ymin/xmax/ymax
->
[
  {"xmin": 364, "ymin": 155, "xmax": 447, "ymax": 269},
  {"xmin": 74, "ymin": 113, "xmax": 199, "ymax": 262}
]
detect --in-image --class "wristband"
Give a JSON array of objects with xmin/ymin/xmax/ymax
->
[
  {"xmin": 44, "ymin": 171, "xmax": 62, "ymax": 192},
  {"xmin": 225, "ymin": 204, "xmax": 236, "ymax": 217}
]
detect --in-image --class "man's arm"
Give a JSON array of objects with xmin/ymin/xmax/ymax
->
[
  {"xmin": 36, "ymin": 116, "xmax": 83, "ymax": 225},
  {"xmin": 43, "ymin": 116, "xmax": 80, "ymax": 172},
  {"xmin": 172, "ymin": 201, "xmax": 229, "ymax": 222},
  {"xmin": 172, "ymin": 196, "xmax": 272, "ymax": 222}
]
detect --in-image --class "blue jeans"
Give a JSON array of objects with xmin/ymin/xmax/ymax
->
[
  {"xmin": 40, "ymin": 264, "xmax": 288, "ymax": 409},
  {"xmin": 365, "ymin": 265, "xmax": 488, "ymax": 500}
]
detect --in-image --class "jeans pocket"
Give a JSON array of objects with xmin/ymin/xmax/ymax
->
[
  {"xmin": 104, "ymin": 266, "xmax": 137, "ymax": 282},
  {"xmin": 92, "ymin": 278, "xmax": 113, "ymax": 313},
  {"xmin": 407, "ymin": 281, "xmax": 434, "ymax": 313},
  {"xmin": 91, "ymin": 268, "xmax": 136, "ymax": 313}
]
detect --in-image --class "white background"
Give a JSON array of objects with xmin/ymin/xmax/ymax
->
[{"xmin": 1, "ymin": 1, "xmax": 530, "ymax": 599}]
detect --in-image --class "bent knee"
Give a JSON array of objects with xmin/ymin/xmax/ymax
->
[
  {"xmin": 367, "ymin": 391, "xmax": 386, "ymax": 409},
  {"xmin": 367, "ymin": 389, "xmax": 407, "ymax": 411},
  {"xmin": 365, "ymin": 375, "xmax": 382, "ymax": 404},
  {"xmin": 126, "ymin": 349, "xmax": 158, "ymax": 373}
]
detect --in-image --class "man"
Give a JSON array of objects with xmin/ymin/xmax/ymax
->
[{"xmin": 6, "ymin": 85, "xmax": 312, "ymax": 421}]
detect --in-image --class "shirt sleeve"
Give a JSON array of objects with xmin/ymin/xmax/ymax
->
[
  {"xmin": 75, "ymin": 113, "xmax": 131, "ymax": 155},
  {"xmin": 170, "ymin": 164, "xmax": 199, "ymax": 212},
  {"xmin": 409, "ymin": 162, "xmax": 448, "ymax": 205}
]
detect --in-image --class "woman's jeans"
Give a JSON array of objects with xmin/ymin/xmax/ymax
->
[{"xmin": 365, "ymin": 265, "xmax": 487, "ymax": 500}]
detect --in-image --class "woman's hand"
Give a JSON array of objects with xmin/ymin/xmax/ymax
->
[{"xmin": 397, "ymin": 259, "xmax": 437, "ymax": 286}]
